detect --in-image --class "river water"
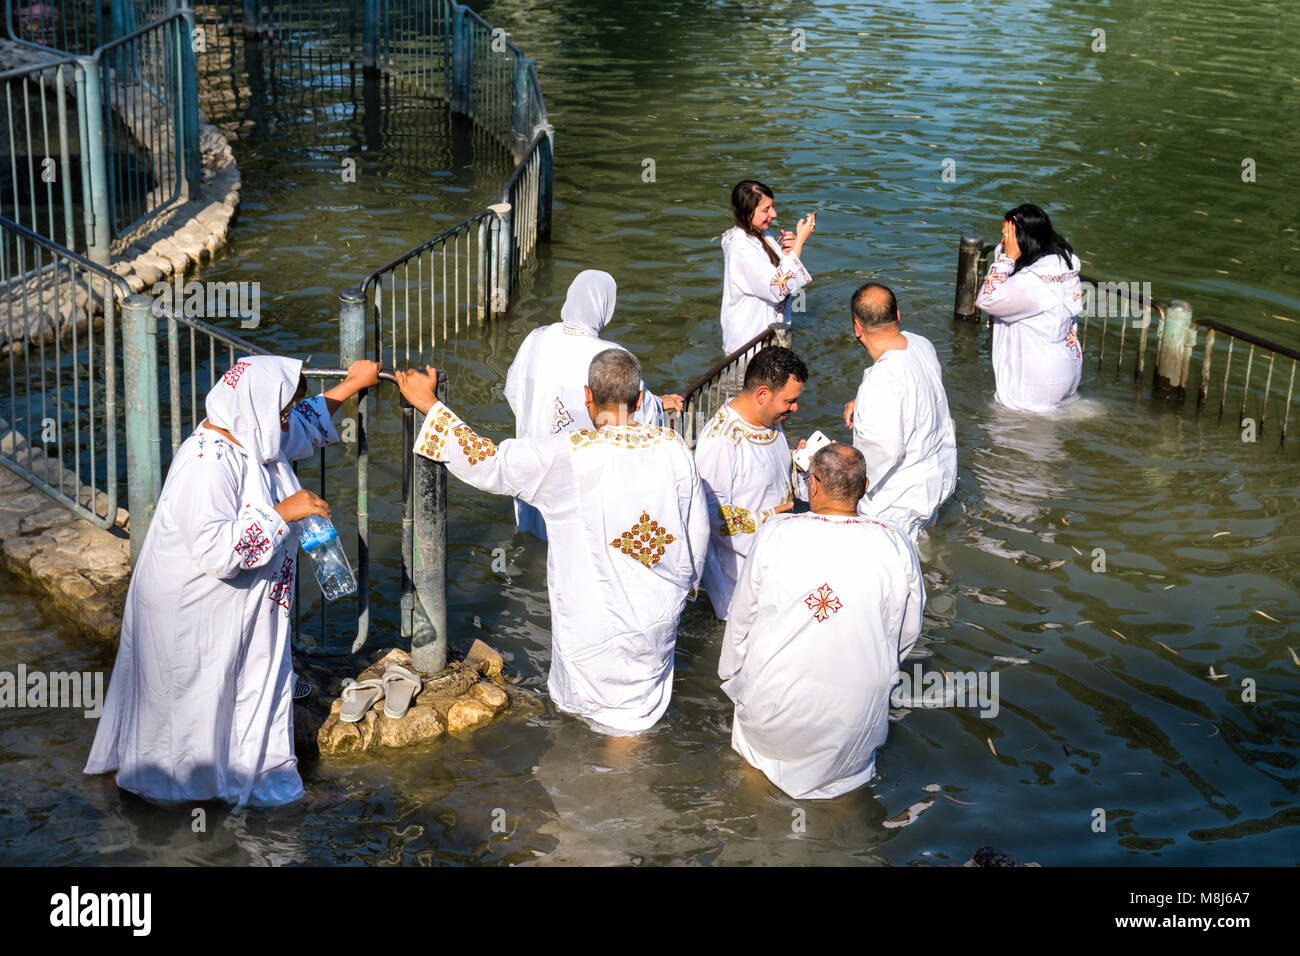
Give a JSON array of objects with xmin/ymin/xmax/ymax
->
[{"xmin": 1, "ymin": 0, "xmax": 1297, "ymax": 865}]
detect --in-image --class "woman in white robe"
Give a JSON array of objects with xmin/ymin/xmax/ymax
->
[
  {"xmin": 975, "ymin": 203, "xmax": 1084, "ymax": 413},
  {"xmin": 85, "ymin": 356, "xmax": 378, "ymax": 807},
  {"xmin": 719, "ymin": 179, "xmax": 814, "ymax": 355},
  {"xmin": 503, "ymin": 270, "xmax": 675, "ymax": 539}
]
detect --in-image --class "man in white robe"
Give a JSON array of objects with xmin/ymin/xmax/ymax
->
[
  {"xmin": 842, "ymin": 283, "xmax": 957, "ymax": 540},
  {"xmin": 694, "ymin": 345, "xmax": 807, "ymax": 620},
  {"xmin": 719, "ymin": 442, "xmax": 924, "ymax": 800},
  {"xmin": 503, "ymin": 269, "xmax": 682, "ymax": 540},
  {"xmin": 396, "ymin": 349, "xmax": 708, "ymax": 735},
  {"xmin": 85, "ymin": 356, "xmax": 380, "ymax": 806}
]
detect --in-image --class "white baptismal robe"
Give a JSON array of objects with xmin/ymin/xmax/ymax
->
[
  {"xmin": 719, "ymin": 512, "xmax": 924, "ymax": 800},
  {"xmin": 976, "ymin": 245, "xmax": 1084, "ymax": 412},
  {"xmin": 719, "ymin": 226, "xmax": 811, "ymax": 355},
  {"xmin": 503, "ymin": 322, "xmax": 665, "ymax": 540},
  {"xmin": 852, "ymin": 331, "xmax": 957, "ymax": 539},
  {"xmin": 85, "ymin": 393, "xmax": 337, "ymax": 806},
  {"xmin": 413, "ymin": 403, "xmax": 708, "ymax": 733},
  {"xmin": 694, "ymin": 402, "xmax": 797, "ymax": 620}
]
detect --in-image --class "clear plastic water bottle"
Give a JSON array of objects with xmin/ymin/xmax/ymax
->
[{"xmin": 296, "ymin": 514, "xmax": 357, "ymax": 602}]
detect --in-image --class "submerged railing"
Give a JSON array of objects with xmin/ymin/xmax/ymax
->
[{"xmin": 953, "ymin": 233, "xmax": 1300, "ymax": 450}]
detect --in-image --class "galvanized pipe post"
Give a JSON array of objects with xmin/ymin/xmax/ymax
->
[
  {"xmin": 1154, "ymin": 299, "xmax": 1195, "ymax": 402},
  {"xmin": 450, "ymin": 3, "xmax": 471, "ymax": 115},
  {"xmin": 123, "ymin": 294, "xmax": 161, "ymax": 564},
  {"xmin": 361, "ymin": 0, "xmax": 380, "ymax": 72},
  {"xmin": 488, "ymin": 201, "xmax": 512, "ymax": 313},
  {"xmin": 177, "ymin": 9, "xmax": 201, "ymax": 198},
  {"xmin": 410, "ymin": 374, "xmax": 449, "ymax": 674},
  {"xmin": 953, "ymin": 233, "xmax": 983, "ymax": 322},
  {"xmin": 340, "ymin": 289, "xmax": 371, "ymax": 653},
  {"xmin": 242, "ymin": 0, "xmax": 262, "ymax": 37},
  {"xmin": 512, "ymin": 58, "xmax": 533, "ymax": 156},
  {"xmin": 76, "ymin": 59, "xmax": 111, "ymax": 266}
]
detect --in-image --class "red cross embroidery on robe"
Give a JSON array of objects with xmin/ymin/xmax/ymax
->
[
  {"xmin": 805, "ymin": 583, "xmax": 842, "ymax": 622},
  {"xmin": 235, "ymin": 522, "xmax": 272, "ymax": 568},
  {"xmin": 551, "ymin": 397, "xmax": 574, "ymax": 434},
  {"xmin": 222, "ymin": 360, "xmax": 251, "ymax": 388},
  {"xmin": 268, "ymin": 555, "xmax": 294, "ymax": 610}
]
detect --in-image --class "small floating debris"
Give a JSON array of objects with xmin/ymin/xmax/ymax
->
[
  {"xmin": 1071, "ymin": 546, "xmax": 1082, "ymax": 555},
  {"xmin": 1288, "ymin": 647, "xmax": 1300, "ymax": 666},
  {"xmin": 882, "ymin": 798, "xmax": 934, "ymax": 829},
  {"xmin": 1061, "ymin": 518, "xmax": 1071, "ymax": 526},
  {"xmin": 944, "ymin": 794, "xmax": 977, "ymax": 806},
  {"xmin": 1111, "ymin": 629, "xmax": 1128, "ymax": 640},
  {"xmin": 987, "ymin": 738, "xmax": 998, "ymax": 757},
  {"xmin": 1048, "ymin": 559, "xmax": 1067, "ymax": 569},
  {"xmin": 1212, "ymin": 531, "xmax": 1231, "ymax": 538},
  {"xmin": 994, "ymin": 656, "xmax": 1030, "ymax": 665},
  {"xmin": 923, "ymin": 783, "xmax": 940, "ymax": 793},
  {"xmin": 968, "ymin": 622, "xmax": 987, "ymax": 631},
  {"xmin": 1163, "ymin": 584, "xmax": 1176, "ymax": 590},
  {"xmin": 1208, "ymin": 666, "xmax": 1229, "ymax": 680},
  {"xmin": 1075, "ymin": 620, "xmax": 1094, "ymax": 626},
  {"xmin": 1254, "ymin": 610, "xmax": 1280, "ymax": 623},
  {"xmin": 1156, "ymin": 640, "xmax": 1179, "ymax": 655}
]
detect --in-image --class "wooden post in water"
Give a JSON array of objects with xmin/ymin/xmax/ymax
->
[
  {"xmin": 953, "ymin": 234, "xmax": 983, "ymax": 322},
  {"xmin": 1154, "ymin": 299, "xmax": 1195, "ymax": 402}
]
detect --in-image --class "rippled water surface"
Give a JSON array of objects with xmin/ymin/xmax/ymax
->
[{"xmin": 1, "ymin": 0, "xmax": 1298, "ymax": 865}]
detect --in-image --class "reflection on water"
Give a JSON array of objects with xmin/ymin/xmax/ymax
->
[{"xmin": 1, "ymin": 0, "xmax": 1298, "ymax": 865}]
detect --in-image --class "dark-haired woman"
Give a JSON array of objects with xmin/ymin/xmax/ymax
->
[
  {"xmin": 719, "ymin": 180, "xmax": 814, "ymax": 355},
  {"xmin": 976, "ymin": 203, "xmax": 1084, "ymax": 412}
]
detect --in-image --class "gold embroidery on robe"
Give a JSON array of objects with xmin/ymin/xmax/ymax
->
[
  {"xmin": 452, "ymin": 424, "xmax": 497, "ymax": 466},
  {"xmin": 418, "ymin": 406, "xmax": 458, "ymax": 459},
  {"xmin": 610, "ymin": 511, "xmax": 676, "ymax": 568},
  {"xmin": 717, "ymin": 503, "xmax": 756, "ymax": 537}
]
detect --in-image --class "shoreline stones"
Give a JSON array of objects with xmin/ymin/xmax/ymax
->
[{"xmin": 306, "ymin": 640, "xmax": 525, "ymax": 756}]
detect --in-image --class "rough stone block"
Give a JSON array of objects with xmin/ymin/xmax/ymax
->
[{"xmin": 447, "ymin": 697, "xmax": 496, "ymax": 735}]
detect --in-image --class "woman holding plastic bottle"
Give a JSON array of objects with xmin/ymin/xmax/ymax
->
[{"xmin": 85, "ymin": 355, "xmax": 379, "ymax": 808}]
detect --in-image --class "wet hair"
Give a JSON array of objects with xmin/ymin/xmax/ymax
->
[
  {"xmin": 810, "ymin": 443, "xmax": 867, "ymax": 504},
  {"xmin": 588, "ymin": 348, "xmax": 641, "ymax": 411},
  {"xmin": 850, "ymin": 282, "xmax": 899, "ymax": 331},
  {"xmin": 742, "ymin": 345, "xmax": 808, "ymax": 395},
  {"xmin": 730, "ymin": 179, "xmax": 781, "ymax": 267},
  {"xmin": 1004, "ymin": 203, "xmax": 1075, "ymax": 276}
]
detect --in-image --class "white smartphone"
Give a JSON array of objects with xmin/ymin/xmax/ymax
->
[{"xmin": 793, "ymin": 430, "xmax": 833, "ymax": 471}]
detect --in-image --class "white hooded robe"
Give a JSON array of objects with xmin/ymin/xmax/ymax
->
[{"xmin": 719, "ymin": 226, "xmax": 811, "ymax": 355}]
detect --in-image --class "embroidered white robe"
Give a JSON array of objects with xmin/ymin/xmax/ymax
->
[
  {"xmin": 85, "ymin": 358, "xmax": 338, "ymax": 807},
  {"xmin": 503, "ymin": 271, "xmax": 666, "ymax": 540},
  {"xmin": 414, "ymin": 402, "xmax": 708, "ymax": 734},
  {"xmin": 719, "ymin": 226, "xmax": 811, "ymax": 355},
  {"xmin": 851, "ymin": 331, "xmax": 958, "ymax": 539},
  {"xmin": 718, "ymin": 512, "xmax": 924, "ymax": 800},
  {"xmin": 693, "ymin": 402, "xmax": 799, "ymax": 620},
  {"xmin": 975, "ymin": 245, "xmax": 1084, "ymax": 412}
]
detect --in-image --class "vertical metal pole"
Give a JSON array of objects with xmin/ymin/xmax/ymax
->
[
  {"xmin": 76, "ymin": 59, "xmax": 111, "ymax": 266},
  {"xmin": 410, "ymin": 373, "xmax": 448, "ymax": 674},
  {"xmin": 475, "ymin": 217, "xmax": 488, "ymax": 320},
  {"xmin": 1154, "ymin": 299, "xmax": 1194, "ymax": 402},
  {"xmin": 488, "ymin": 201, "xmax": 511, "ymax": 313},
  {"xmin": 512, "ymin": 58, "xmax": 531, "ymax": 156},
  {"xmin": 362, "ymin": 0, "xmax": 380, "ymax": 72},
  {"xmin": 450, "ymin": 3, "xmax": 470, "ymax": 115},
  {"xmin": 340, "ymin": 289, "xmax": 370, "ymax": 653},
  {"xmin": 123, "ymin": 294, "xmax": 160, "ymax": 564},
  {"xmin": 178, "ymin": 9, "xmax": 201, "ymax": 198},
  {"xmin": 242, "ymin": 0, "xmax": 262, "ymax": 37},
  {"xmin": 953, "ymin": 233, "xmax": 983, "ymax": 322},
  {"xmin": 537, "ymin": 121, "xmax": 554, "ymax": 242}
]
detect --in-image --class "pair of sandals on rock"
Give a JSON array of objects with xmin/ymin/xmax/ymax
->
[{"xmin": 339, "ymin": 664, "xmax": 423, "ymax": 722}]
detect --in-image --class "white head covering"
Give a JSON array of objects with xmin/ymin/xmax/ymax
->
[
  {"xmin": 204, "ymin": 355, "xmax": 303, "ymax": 464},
  {"xmin": 560, "ymin": 270, "xmax": 617, "ymax": 334}
]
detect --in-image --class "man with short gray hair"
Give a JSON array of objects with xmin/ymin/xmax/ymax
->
[
  {"xmin": 719, "ymin": 441, "xmax": 924, "ymax": 799},
  {"xmin": 396, "ymin": 349, "xmax": 708, "ymax": 735}
]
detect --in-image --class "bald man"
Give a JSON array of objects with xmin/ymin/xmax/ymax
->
[{"xmin": 719, "ymin": 443, "xmax": 924, "ymax": 799}]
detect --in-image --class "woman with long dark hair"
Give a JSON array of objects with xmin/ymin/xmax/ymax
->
[
  {"xmin": 976, "ymin": 203, "xmax": 1084, "ymax": 412},
  {"xmin": 719, "ymin": 180, "xmax": 815, "ymax": 354}
]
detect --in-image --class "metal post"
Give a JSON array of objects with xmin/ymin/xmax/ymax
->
[
  {"xmin": 242, "ymin": 0, "xmax": 262, "ymax": 37},
  {"xmin": 512, "ymin": 58, "xmax": 532, "ymax": 156},
  {"xmin": 178, "ymin": 9, "xmax": 201, "ymax": 198},
  {"xmin": 488, "ymin": 201, "xmax": 512, "ymax": 313},
  {"xmin": 123, "ymin": 294, "xmax": 161, "ymax": 564},
  {"xmin": 537, "ymin": 122, "xmax": 554, "ymax": 241},
  {"xmin": 410, "ymin": 373, "xmax": 449, "ymax": 674},
  {"xmin": 475, "ymin": 217, "xmax": 488, "ymax": 320},
  {"xmin": 76, "ymin": 59, "xmax": 111, "ymax": 266},
  {"xmin": 450, "ymin": 3, "xmax": 471, "ymax": 115},
  {"xmin": 340, "ymin": 289, "xmax": 370, "ymax": 653},
  {"xmin": 362, "ymin": 0, "xmax": 380, "ymax": 72},
  {"xmin": 1154, "ymin": 299, "xmax": 1194, "ymax": 402},
  {"xmin": 109, "ymin": 0, "xmax": 138, "ymax": 43},
  {"xmin": 954, "ymin": 233, "xmax": 983, "ymax": 322}
]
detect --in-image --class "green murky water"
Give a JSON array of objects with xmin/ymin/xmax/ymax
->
[{"xmin": 2, "ymin": 0, "xmax": 1298, "ymax": 865}]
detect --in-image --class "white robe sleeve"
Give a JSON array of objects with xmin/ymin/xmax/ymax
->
[
  {"xmin": 280, "ymin": 394, "xmax": 339, "ymax": 462},
  {"xmin": 177, "ymin": 459, "xmax": 292, "ymax": 581},
  {"xmin": 853, "ymin": 373, "xmax": 907, "ymax": 495},
  {"xmin": 732, "ymin": 234, "xmax": 812, "ymax": 309},
  {"xmin": 717, "ymin": 528, "xmax": 766, "ymax": 683},
  {"xmin": 975, "ymin": 245, "xmax": 1040, "ymax": 322},
  {"xmin": 413, "ymin": 401, "xmax": 563, "ymax": 508}
]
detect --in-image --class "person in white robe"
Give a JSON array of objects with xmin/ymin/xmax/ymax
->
[
  {"xmin": 503, "ymin": 269, "xmax": 682, "ymax": 540},
  {"xmin": 842, "ymin": 283, "xmax": 957, "ymax": 540},
  {"xmin": 694, "ymin": 345, "xmax": 808, "ymax": 620},
  {"xmin": 975, "ymin": 203, "xmax": 1084, "ymax": 412},
  {"xmin": 719, "ymin": 179, "xmax": 814, "ymax": 355},
  {"xmin": 85, "ymin": 356, "xmax": 381, "ymax": 806},
  {"xmin": 719, "ymin": 442, "xmax": 924, "ymax": 800},
  {"xmin": 396, "ymin": 348, "xmax": 708, "ymax": 735}
]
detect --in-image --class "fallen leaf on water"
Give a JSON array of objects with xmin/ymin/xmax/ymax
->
[
  {"xmin": 1208, "ymin": 666, "xmax": 1229, "ymax": 680},
  {"xmin": 1076, "ymin": 620, "xmax": 1094, "ymax": 626},
  {"xmin": 1289, "ymin": 647, "xmax": 1300, "ymax": 666},
  {"xmin": 1156, "ymin": 641, "xmax": 1179, "ymax": 655},
  {"xmin": 1212, "ymin": 531, "xmax": 1230, "ymax": 538},
  {"xmin": 882, "ymin": 798, "xmax": 934, "ymax": 829},
  {"xmin": 1071, "ymin": 546, "xmax": 1082, "ymax": 555},
  {"xmin": 1061, "ymin": 518, "xmax": 1071, "ymax": 526},
  {"xmin": 987, "ymin": 738, "xmax": 998, "ymax": 757},
  {"xmin": 1163, "ymin": 585, "xmax": 1176, "ymax": 590},
  {"xmin": 1255, "ymin": 610, "xmax": 1280, "ymax": 623},
  {"xmin": 1048, "ymin": 560, "xmax": 1067, "ymax": 569},
  {"xmin": 994, "ymin": 656, "xmax": 1030, "ymax": 665},
  {"xmin": 944, "ymin": 794, "xmax": 977, "ymax": 806},
  {"xmin": 1111, "ymin": 629, "xmax": 1128, "ymax": 640}
]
